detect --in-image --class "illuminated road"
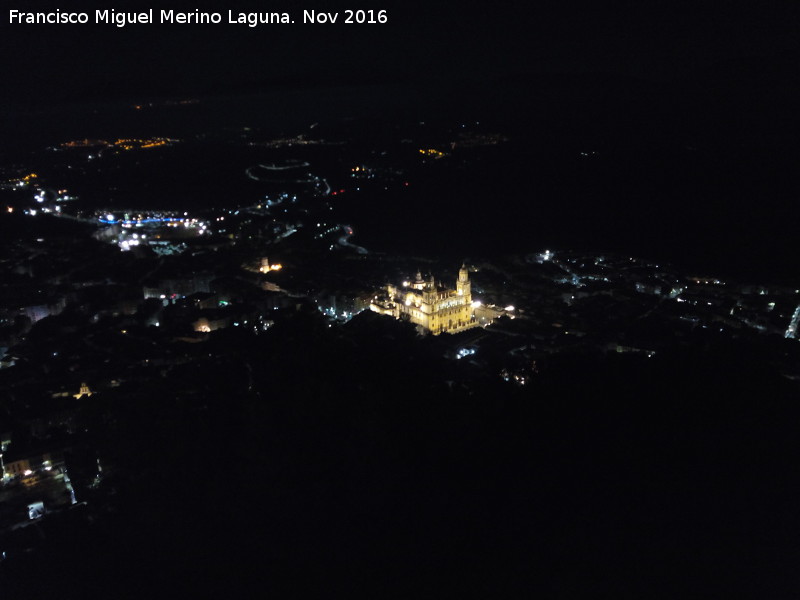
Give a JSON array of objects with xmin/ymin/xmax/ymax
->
[
  {"xmin": 337, "ymin": 225, "xmax": 368, "ymax": 254},
  {"xmin": 245, "ymin": 164, "xmax": 316, "ymax": 183}
]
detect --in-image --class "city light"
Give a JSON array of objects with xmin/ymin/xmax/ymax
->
[{"xmin": 419, "ymin": 148, "xmax": 446, "ymax": 159}]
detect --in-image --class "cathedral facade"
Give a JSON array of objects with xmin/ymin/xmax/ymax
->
[{"xmin": 371, "ymin": 265, "xmax": 478, "ymax": 334}]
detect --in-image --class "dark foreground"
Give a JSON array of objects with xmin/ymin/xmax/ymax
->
[{"xmin": 1, "ymin": 311, "xmax": 797, "ymax": 598}]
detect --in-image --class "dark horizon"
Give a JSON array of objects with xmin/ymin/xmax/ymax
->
[{"xmin": 3, "ymin": 1, "xmax": 800, "ymax": 104}]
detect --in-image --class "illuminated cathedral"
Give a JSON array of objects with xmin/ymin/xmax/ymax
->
[{"xmin": 371, "ymin": 265, "xmax": 478, "ymax": 334}]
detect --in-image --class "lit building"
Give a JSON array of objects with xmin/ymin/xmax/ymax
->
[
  {"xmin": 371, "ymin": 265, "xmax": 478, "ymax": 334},
  {"xmin": 258, "ymin": 257, "xmax": 282, "ymax": 273},
  {"xmin": 73, "ymin": 383, "xmax": 93, "ymax": 399}
]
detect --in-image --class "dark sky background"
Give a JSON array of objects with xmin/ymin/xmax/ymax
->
[{"xmin": 3, "ymin": 1, "xmax": 800, "ymax": 104}]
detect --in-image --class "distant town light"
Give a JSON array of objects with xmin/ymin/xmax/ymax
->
[{"xmin": 505, "ymin": 305, "xmax": 515, "ymax": 312}]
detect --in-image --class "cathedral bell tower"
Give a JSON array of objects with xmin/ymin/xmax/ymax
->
[{"xmin": 457, "ymin": 263, "xmax": 471, "ymax": 298}]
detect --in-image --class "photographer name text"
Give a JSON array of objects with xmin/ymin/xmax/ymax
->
[{"xmin": 8, "ymin": 8, "xmax": 389, "ymax": 27}]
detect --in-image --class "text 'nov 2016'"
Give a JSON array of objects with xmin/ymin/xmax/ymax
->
[{"xmin": 8, "ymin": 9, "xmax": 389, "ymax": 27}]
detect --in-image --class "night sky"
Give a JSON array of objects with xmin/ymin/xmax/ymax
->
[{"xmin": 3, "ymin": 1, "xmax": 800, "ymax": 105}]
